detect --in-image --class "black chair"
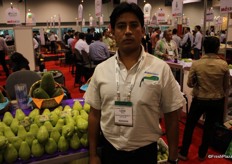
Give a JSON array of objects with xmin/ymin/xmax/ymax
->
[
  {"xmin": 49, "ymin": 70, "xmax": 66, "ymax": 86},
  {"xmin": 5, "ymin": 70, "xmax": 41, "ymax": 100}
]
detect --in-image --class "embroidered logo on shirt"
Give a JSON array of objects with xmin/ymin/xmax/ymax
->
[{"xmin": 139, "ymin": 72, "xmax": 159, "ymax": 86}]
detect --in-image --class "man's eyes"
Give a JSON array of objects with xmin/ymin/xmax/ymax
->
[{"xmin": 116, "ymin": 23, "xmax": 139, "ymax": 29}]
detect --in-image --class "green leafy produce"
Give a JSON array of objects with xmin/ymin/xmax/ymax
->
[
  {"xmin": 3, "ymin": 111, "xmax": 13, "ymax": 126},
  {"xmin": 19, "ymin": 141, "xmax": 31, "ymax": 160},
  {"xmin": 33, "ymin": 87, "xmax": 50, "ymax": 99},
  {"xmin": 31, "ymin": 139, "xmax": 44, "ymax": 157},
  {"xmin": 45, "ymin": 138, "xmax": 57, "ymax": 154},
  {"xmin": 37, "ymin": 125, "xmax": 49, "ymax": 144},
  {"xmin": 4, "ymin": 143, "xmax": 18, "ymax": 163}
]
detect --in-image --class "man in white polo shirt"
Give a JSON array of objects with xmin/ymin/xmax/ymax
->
[{"xmin": 84, "ymin": 2, "xmax": 185, "ymax": 164}]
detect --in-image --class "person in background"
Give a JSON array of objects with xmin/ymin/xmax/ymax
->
[
  {"xmin": 74, "ymin": 32, "xmax": 89, "ymax": 54},
  {"xmin": 155, "ymin": 29, "xmax": 179, "ymax": 61},
  {"xmin": 172, "ymin": 28, "xmax": 181, "ymax": 50},
  {"xmin": 151, "ymin": 27, "xmax": 161, "ymax": 54},
  {"xmin": 85, "ymin": 2, "xmax": 185, "ymax": 164},
  {"xmin": 86, "ymin": 27, "xmax": 96, "ymax": 45},
  {"xmin": 220, "ymin": 30, "xmax": 226, "ymax": 44},
  {"xmin": 49, "ymin": 31, "xmax": 57, "ymax": 54},
  {"xmin": 102, "ymin": 29, "xmax": 114, "ymax": 49},
  {"xmin": 192, "ymin": 25, "xmax": 202, "ymax": 60},
  {"xmin": 181, "ymin": 27, "xmax": 194, "ymax": 59},
  {"xmin": 71, "ymin": 31, "xmax": 79, "ymax": 53},
  {"xmin": 10, "ymin": 52, "xmax": 30, "ymax": 72},
  {"xmin": 145, "ymin": 26, "xmax": 154, "ymax": 54},
  {"xmin": 89, "ymin": 33, "xmax": 110, "ymax": 65},
  {"xmin": 179, "ymin": 36, "xmax": 230, "ymax": 161},
  {"xmin": 0, "ymin": 35, "xmax": 10, "ymax": 77}
]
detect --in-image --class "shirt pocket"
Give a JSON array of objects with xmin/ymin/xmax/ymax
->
[{"xmin": 137, "ymin": 79, "xmax": 161, "ymax": 108}]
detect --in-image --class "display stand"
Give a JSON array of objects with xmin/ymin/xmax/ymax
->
[{"xmin": 14, "ymin": 26, "xmax": 36, "ymax": 71}]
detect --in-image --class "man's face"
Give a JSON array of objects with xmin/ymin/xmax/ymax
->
[
  {"xmin": 111, "ymin": 12, "xmax": 145, "ymax": 53},
  {"xmin": 165, "ymin": 31, "xmax": 172, "ymax": 41}
]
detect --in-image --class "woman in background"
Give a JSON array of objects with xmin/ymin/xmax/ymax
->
[{"xmin": 10, "ymin": 52, "xmax": 30, "ymax": 72}]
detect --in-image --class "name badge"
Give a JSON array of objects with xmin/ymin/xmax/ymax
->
[
  {"xmin": 114, "ymin": 101, "xmax": 133, "ymax": 126},
  {"xmin": 168, "ymin": 50, "xmax": 174, "ymax": 56}
]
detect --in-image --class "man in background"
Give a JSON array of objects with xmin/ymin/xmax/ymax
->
[
  {"xmin": 89, "ymin": 33, "xmax": 110, "ymax": 65},
  {"xmin": 0, "ymin": 35, "xmax": 9, "ymax": 77}
]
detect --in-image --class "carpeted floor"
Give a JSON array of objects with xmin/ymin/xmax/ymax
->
[{"xmin": 0, "ymin": 58, "xmax": 231, "ymax": 164}]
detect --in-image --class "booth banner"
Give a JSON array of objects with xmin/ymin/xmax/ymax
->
[
  {"xmin": 26, "ymin": 12, "xmax": 36, "ymax": 26},
  {"xmin": 143, "ymin": 3, "xmax": 152, "ymax": 25},
  {"xmin": 82, "ymin": 18, "xmax": 85, "ymax": 26},
  {"xmin": 220, "ymin": 0, "xmax": 232, "ymax": 14},
  {"xmin": 172, "ymin": 0, "xmax": 183, "ymax": 17},
  {"xmin": 58, "ymin": 14, "xmax": 61, "ymax": 26},
  {"xmin": 157, "ymin": 9, "xmax": 166, "ymax": 24},
  {"xmin": 126, "ymin": 0, "xmax": 137, "ymax": 3},
  {"xmin": 95, "ymin": 0, "xmax": 102, "ymax": 18},
  {"xmin": 206, "ymin": 8, "xmax": 214, "ymax": 22},
  {"xmin": 150, "ymin": 15, "xmax": 157, "ymax": 26},
  {"xmin": 99, "ymin": 16, "xmax": 104, "ymax": 25},
  {"xmin": 5, "ymin": 7, "xmax": 21, "ymax": 24},
  {"xmin": 77, "ymin": 4, "xmax": 83, "ymax": 20}
]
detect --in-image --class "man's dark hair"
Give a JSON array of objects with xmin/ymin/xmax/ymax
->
[
  {"xmin": 195, "ymin": 25, "xmax": 201, "ymax": 31},
  {"xmin": 79, "ymin": 32, "xmax": 85, "ymax": 39},
  {"xmin": 94, "ymin": 33, "xmax": 102, "ymax": 40},
  {"xmin": 110, "ymin": 2, "xmax": 144, "ymax": 29},
  {"xmin": 204, "ymin": 36, "xmax": 220, "ymax": 54},
  {"xmin": 186, "ymin": 27, "xmax": 190, "ymax": 32},
  {"xmin": 172, "ymin": 28, "xmax": 178, "ymax": 35}
]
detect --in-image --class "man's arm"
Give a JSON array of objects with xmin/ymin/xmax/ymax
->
[
  {"xmin": 164, "ymin": 109, "xmax": 180, "ymax": 161},
  {"xmin": 88, "ymin": 107, "xmax": 101, "ymax": 163}
]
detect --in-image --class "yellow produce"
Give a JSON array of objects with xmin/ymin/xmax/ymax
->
[
  {"xmin": 4, "ymin": 143, "xmax": 18, "ymax": 163},
  {"xmin": 37, "ymin": 125, "xmax": 49, "ymax": 144},
  {"xmin": 45, "ymin": 138, "xmax": 57, "ymax": 154},
  {"xmin": 50, "ymin": 127, "xmax": 61, "ymax": 143},
  {"xmin": 19, "ymin": 141, "xmax": 31, "ymax": 160},
  {"xmin": 31, "ymin": 139, "xmax": 44, "ymax": 157},
  {"xmin": 15, "ymin": 109, "xmax": 26, "ymax": 121},
  {"xmin": 58, "ymin": 136, "xmax": 69, "ymax": 152},
  {"xmin": 10, "ymin": 118, "xmax": 19, "ymax": 135},
  {"xmin": 70, "ymin": 133, "xmax": 81, "ymax": 150},
  {"xmin": 3, "ymin": 112, "xmax": 13, "ymax": 126},
  {"xmin": 72, "ymin": 101, "xmax": 83, "ymax": 111}
]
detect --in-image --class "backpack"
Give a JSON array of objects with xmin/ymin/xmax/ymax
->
[{"xmin": 183, "ymin": 35, "xmax": 191, "ymax": 51}]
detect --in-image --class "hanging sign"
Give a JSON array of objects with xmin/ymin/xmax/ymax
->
[
  {"xmin": 26, "ymin": 12, "xmax": 36, "ymax": 26},
  {"xmin": 95, "ymin": 0, "xmax": 102, "ymax": 18},
  {"xmin": 143, "ymin": 3, "xmax": 152, "ymax": 25},
  {"xmin": 5, "ymin": 7, "xmax": 21, "ymax": 24},
  {"xmin": 206, "ymin": 8, "xmax": 214, "ymax": 22},
  {"xmin": 220, "ymin": 0, "xmax": 232, "ymax": 14},
  {"xmin": 172, "ymin": 0, "xmax": 183, "ymax": 17},
  {"xmin": 157, "ymin": 8, "xmax": 166, "ymax": 24},
  {"xmin": 77, "ymin": 4, "xmax": 83, "ymax": 21}
]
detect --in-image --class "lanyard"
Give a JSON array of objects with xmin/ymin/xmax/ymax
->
[{"xmin": 115, "ymin": 57, "xmax": 143, "ymax": 101}]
